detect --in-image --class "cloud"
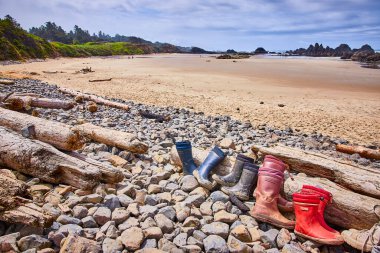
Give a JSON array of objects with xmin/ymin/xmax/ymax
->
[{"xmin": 0, "ymin": 0, "xmax": 379, "ymax": 50}]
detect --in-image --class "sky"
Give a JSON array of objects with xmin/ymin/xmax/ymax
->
[{"xmin": 0, "ymin": 0, "xmax": 379, "ymax": 51}]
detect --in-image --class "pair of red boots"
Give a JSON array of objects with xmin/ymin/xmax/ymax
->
[{"xmin": 251, "ymin": 155, "xmax": 344, "ymax": 245}]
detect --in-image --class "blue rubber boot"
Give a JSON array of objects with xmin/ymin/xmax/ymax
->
[
  {"xmin": 176, "ymin": 140, "xmax": 197, "ymax": 175},
  {"xmin": 193, "ymin": 146, "xmax": 226, "ymax": 189}
]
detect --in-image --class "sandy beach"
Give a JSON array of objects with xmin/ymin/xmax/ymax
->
[{"xmin": 1, "ymin": 54, "xmax": 379, "ymax": 145}]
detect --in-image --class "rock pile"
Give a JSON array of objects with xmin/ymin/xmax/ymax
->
[{"xmin": 0, "ymin": 78, "xmax": 378, "ymax": 252}]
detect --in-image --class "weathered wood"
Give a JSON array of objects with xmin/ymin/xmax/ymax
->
[
  {"xmin": 170, "ymin": 146, "xmax": 234, "ymax": 175},
  {"xmin": 284, "ymin": 174, "xmax": 380, "ymax": 230},
  {"xmin": 0, "ymin": 127, "xmax": 101, "ymax": 189},
  {"xmin": 0, "ymin": 107, "xmax": 84, "ymax": 151},
  {"xmin": 74, "ymin": 123, "xmax": 148, "ymax": 154},
  {"xmin": 89, "ymin": 78, "xmax": 112, "ymax": 82},
  {"xmin": 0, "ymin": 169, "xmax": 54, "ymax": 227},
  {"xmin": 59, "ymin": 87, "xmax": 130, "ymax": 111},
  {"xmin": 65, "ymin": 151, "xmax": 124, "ymax": 183},
  {"xmin": 0, "ymin": 79, "xmax": 15, "ymax": 85},
  {"xmin": 336, "ymin": 144, "xmax": 380, "ymax": 160},
  {"xmin": 0, "ymin": 92, "xmax": 75, "ymax": 111},
  {"xmin": 252, "ymin": 144, "xmax": 380, "ymax": 199}
]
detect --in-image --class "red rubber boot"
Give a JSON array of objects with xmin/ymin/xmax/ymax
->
[
  {"xmin": 260, "ymin": 155, "xmax": 293, "ymax": 212},
  {"xmin": 293, "ymin": 192, "xmax": 344, "ymax": 245},
  {"xmin": 301, "ymin": 185, "xmax": 339, "ymax": 234}
]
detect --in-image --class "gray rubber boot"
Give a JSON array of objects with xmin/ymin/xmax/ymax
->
[
  {"xmin": 212, "ymin": 154, "xmax": 255, "ymax": 186},
  {"xmin": 221, "ymin": 163, "xmax": 259, "ymax": 200}
]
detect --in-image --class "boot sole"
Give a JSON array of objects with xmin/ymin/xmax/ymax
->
[
  {"xmin": 250, "ymin": 212, "xmax": 295, "ymax": 229},
  {"xmin": 294, "ymin": 231, "xmax": 344, "ymax": 245},
  {"xmin": 211, "ymin": 175, "xmax": 236, "ymax": 187},
  {"xmin": 193, "ymin": 170, "xmax": 217, "ymax": 190},
  {"xmin": 220, "ymin": 187, "xmax": 249, "ymax": 201}
]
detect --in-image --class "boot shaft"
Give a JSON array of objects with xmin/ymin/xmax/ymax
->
[
  {"xmin": 301, "ymin": 185, "xmax": 332, "ymax": 213},
  {"xmin": 197, "ymin": 146, "xmax": 226, "ymax": 178},
  {"xmin": 256, "ymin": 170, "xmax": 283, "ymax": 200},
  {"xmin": 220, "ymin": 154, "xmax": 255, "ymax": 183},
  {"xmin": 176, "ymin": 140, "xmax": 197, "ymax": 175},
  {"xmin": 262, "ymin": 155, "xmax": 288, "ymax": 172},
  {"xmin": 293, "ymin": 193, "xmax": 321, "ymax": 230},
  {"xmin": 238, "ymin": 163, "xmax": 259, "ymax": 188}
]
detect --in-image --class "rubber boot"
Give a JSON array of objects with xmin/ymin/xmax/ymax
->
[
  {"xmin": 175, "ymin": 140, "xmax": 197, "ymax": 175},
  {"xmin": 301, "ymin": 185, "xmax": 339, "ymax": 234},
  {"xmin": 212, "ymin": 154, "xmax": 255, "ymax": 186},
  {"xmin": 250, "ymin": 170, "xmax": 295, "ymax": 229},
  {"xmin": 193, "ymin": 146, "xmax": 226, "ymax": 190},
  {"xmin": 293, "ymin": 192, "xmax": 344, "ymax": 245},
  {"xmin": 260, "ymin": 156, "xmax": 294, "ymax": 212},
  {"xmin": 221, "ymin": 163, "xmax": 259, "ymax": 200}
]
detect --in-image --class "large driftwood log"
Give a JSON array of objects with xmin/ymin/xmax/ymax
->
[
  {"xmin": 0, "ymin": 127, "xmax": 101, "ymax": 189},
  {"xmin": 252, "ymin": 144, "xmax": 380, "ymax": 199},
  {"xmin": 65, "ymin": 151, "xmax": 124, "ymax": 183},
  {"xmin": 0, "ymin": 92, "xmax": 75, "ymax": 111},
  {"xmin": 0, "ymin": 169, "xmax": 53, "ymax": 227},
  {"xmin": 0, "ymin": 79, "xmax": 15, "ymax": 85},
  {"xmin": 0, "ymin": 107, "xmax": 84, "ymax": 151},
  {"xmin": 59, "ymin": 87, "xmax": 130, "ymax": 111},
  {"xmin": 170, "ymin": 146, "xmax": 235, "ymax": 175},
  {"xmin": 336, "ymin": 144, "xmax": 380, "ymax": 160},
  {"xmin": 74, "ymin": 123, "xmax": 148, "ymax": 154},
  {"xmin": 284, "ymin": 174, "xmax": 380, "ymax": 230}
]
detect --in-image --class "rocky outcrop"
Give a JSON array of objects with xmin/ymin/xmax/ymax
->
[
  {"xmin": 286, "ymin": 43, "xmax": 379, "ymax": 63},
  {"xmin": 254, "ymin": 47, "xmax": 268, "ymax": 54}
]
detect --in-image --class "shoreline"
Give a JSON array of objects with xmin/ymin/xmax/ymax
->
[{"xmin": 1, "ymin": 54, "xmax": 379, "ymax": 145}]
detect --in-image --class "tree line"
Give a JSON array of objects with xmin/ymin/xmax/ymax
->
[{"xmin": 29, "ymin": 20, "xmax": 149, "ymax": 44}]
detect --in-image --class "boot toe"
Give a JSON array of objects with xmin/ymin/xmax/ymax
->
[{"xmin": 194, "ymin": 170, "xmax": 217, "ymax": 190}]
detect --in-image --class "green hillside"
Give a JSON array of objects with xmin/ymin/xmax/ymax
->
[
  {"xmin": 0, "ymin": 15, "xmax": 58, "ymax": 60},
  {"xmin": 0, "ymin": 16, "xmax": 156, "ymax": 61}
]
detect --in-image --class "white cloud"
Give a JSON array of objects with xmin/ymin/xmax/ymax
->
[{"xmin": 0, "ymin": 0, "xmax": 379, "ymax": 50}]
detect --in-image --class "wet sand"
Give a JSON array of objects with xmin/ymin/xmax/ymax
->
[{"xmin": 1, "ymin": 54, "xmax": 380, "ymax": 145}]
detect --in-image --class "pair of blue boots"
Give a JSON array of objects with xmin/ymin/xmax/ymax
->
[{"xmin": 176, "ymin": 140, "xmax": 226, "ymax": 190}]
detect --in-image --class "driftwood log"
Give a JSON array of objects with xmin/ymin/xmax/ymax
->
[
  {"xmin": 285, "ymin": 174, "xmax": 380, "ymax": 230},
  {"xmin": 0, "ymin": 107, "xmax": 84, "ymax": 151},
  {"xmin": 252, "ymin": 144, "xmax": 380, "ymax": 199},
  {"xmin": 336, "ymin": 144, "xmax": 380, "ymax": 160},
  {"xmin": 65, "ymin": 151, "xmax": 124, "ymax": 183},
  {"xmin": 59, "ymin": 87, "xmax": 130, "ymax": 111},
  {"xmin": 0, "ymin": 92, "xmax": 75, "ymax": 111},
  {"xmin": 0, "ymin": 127, "xmax": 103, "ymax": 189},
  {"xmin": 0, "ymin": 79, "xmax": 15, "ymax": 85},
  {"xmin": 89, "ymin": 78, "xmax": 112, "ymax": 82},
  {"xmin": 74, "ymin": 123, "xmax": 148, "ymax": 154},
  {"xmin": 0, "ymin": 169, "xmax": 53, "ymax": 227},
  {"xmin": 170, "ymin": 146, "xmax": 235, "ymax": 175}
]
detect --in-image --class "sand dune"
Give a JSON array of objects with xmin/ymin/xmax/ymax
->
[{"xmin": 1, "ymin": 54, "xmax": 379, "ymax": 145}]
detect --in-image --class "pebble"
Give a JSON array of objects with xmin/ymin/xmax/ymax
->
[
  {"xmin": 261, "ymin": 229, "xmax": 279, "ymax": 248},
  {"xmin": 119, "ymin": 227, "xmax": 144, "ymax": 251},
  {"xmin": 154, "ymin": 214, "xmax": 175, "ymax": 233},
  {"xmin": 93, "ymin": 207, "xmax": 112, "ymax": 225},
  {"xmin": 180, "ymin": 175, "xmax": 199, "ymax": 192},
  {"xmin": 203, "ymin": 235, "xmax": 229, "ymax": 253},
  {"xmin": 214, "ymin": 210, "xmax": 238, "ymax": 224},
  {"xmin": 17, "ymin": 234, "xmax": 51, "ymax": 251},
  {"xmin": 201, "ymin": 222, "xmax": 230, "ymax": 239}
]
